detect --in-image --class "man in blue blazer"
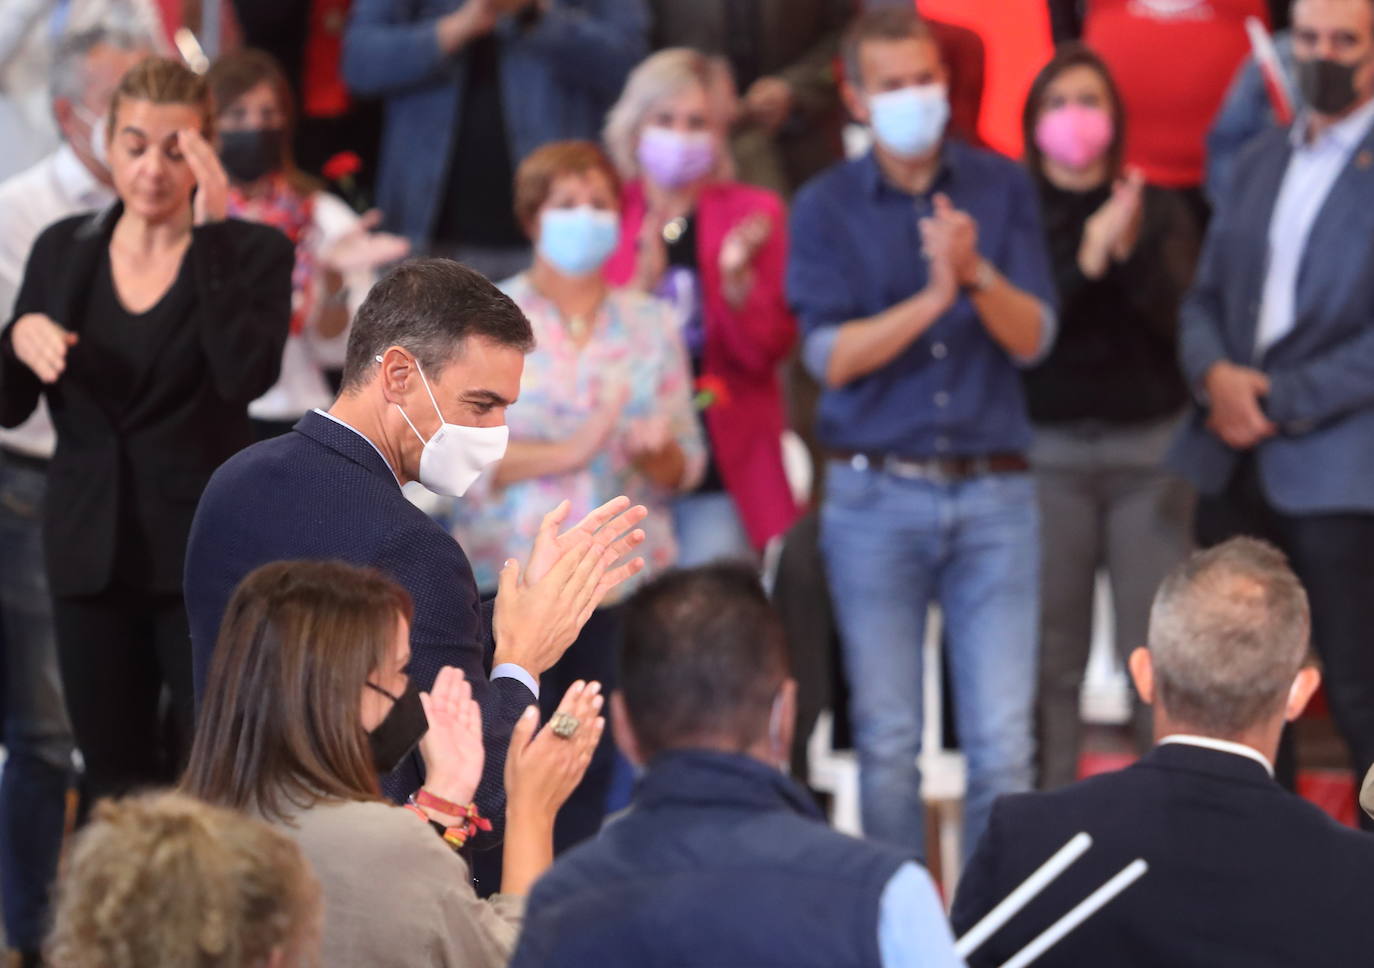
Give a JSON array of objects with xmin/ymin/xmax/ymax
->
[
  {"xmin": 184, "ymin": 258, "xmax": 646, "ymax": 821},
  {"xmin": 953, "ymin": 538, "xmax": 1374, "ymax": 967},
  {"xmin": 1170, "ymin": 0, "xmax": 1374, "ymax": 818}
]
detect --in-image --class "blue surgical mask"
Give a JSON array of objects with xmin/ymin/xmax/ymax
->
[
  {"xmin": 868, "ymin": 84, "xmax": 950, "ymax": 159},
  {"xmin": 538, "ymin": 206, "xmax": 620, "ymax": 278}
]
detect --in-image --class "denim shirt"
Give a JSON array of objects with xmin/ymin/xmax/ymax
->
[
  {"xmin": 787, "ymin": 144, "xmax": 1057, "ymax": 458},
  {"xmin": 343, "ymin": 0, "xmax": 649, "ymax": 244}
]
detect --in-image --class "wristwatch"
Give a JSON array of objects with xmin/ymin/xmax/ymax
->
[{"xmin": 967, "ymin": 258, "xmax": 997, "ymax": 294}]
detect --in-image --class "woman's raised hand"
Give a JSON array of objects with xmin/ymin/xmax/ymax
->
[
  {"xmin": 504, "ymin": 680, "xmax": 605, "ymax": 824},
  {"xmin": 418, "ymin": 666, "xmax": 485, "ymax": 809},
  {"xmin": 178, "ymin": 128, "xmax": 229, "ymax": 225}
]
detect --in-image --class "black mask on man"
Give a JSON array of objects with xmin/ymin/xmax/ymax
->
[
  {"xmin": 1295, "ymin": 57, "xmax": 1363, "ymax": 116},
  {"xmin": 366, "ymin": 680, "xmax": 428, "ymax": 775},
  {"xmin": 219, "ymin": 127, "xmax": 287, "ymax": 183}
]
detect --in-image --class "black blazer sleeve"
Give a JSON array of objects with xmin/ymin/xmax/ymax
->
[
  {"xmin": 0, "ymin": 219, "xmax": 64, "ymax": 428},
  {"xmin": 191, "ymin": 220, "xmax": 294, "ymax": 406}
]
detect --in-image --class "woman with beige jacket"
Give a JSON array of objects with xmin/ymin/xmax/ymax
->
[{"xmin": 182, "ymin": 558, "xmax": 604, "ymax": 967}]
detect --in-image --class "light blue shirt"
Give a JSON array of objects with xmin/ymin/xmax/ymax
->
[
  {"xmin": 312, "ymin": 409, "xmax": 539, "ymax": 698},
  {"xmin": 1255, "ymin": 98, "xmax": 1374, "ymax": 358},
  {"xmin": 878, "ymin": 862, "xmax": 968, "ymax": 967}
]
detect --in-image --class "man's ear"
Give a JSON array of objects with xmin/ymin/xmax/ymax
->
[
  {"xmin": 1284, "ymin": 666, "xmax": 1322, "ymax": 723},
  {"xmin": 610, "ymin": 691, "xmax": 644, "ymax": 767},
  {"xmin": 376, "ymin": 346, "xmax": 414, "ymax": 404},
  {"xmin": 775, "ymin": 677, "xmax": 798, "ymax": 763},
  {"xmin": 1128, "ymin": 647, "xmax": 1155, "ymax": 706},
  {"xmin": 840, "ymin": 78, "xmax": 870, "ymax": 125}
]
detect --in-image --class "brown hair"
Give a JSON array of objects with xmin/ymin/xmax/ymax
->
[
  {"xmin": 181, "ymin": 560, "xmax": 413, "ymax": 821},
  {"xmin": 206, "ymin": 48, "xmax": 320, "ymax": 194},
  {"xmin": 46, "ymin": 791, "xmax": 321, "ymax": 968},
  {"xmin": 108, "ymin": 55, "xmax": 214, "ymax": 141},
  {"xmin": 513, "ymin": 139, "xmax": 622, "ymax": 235},
  {"xmin": 1021, "ymin": 43, "xmax": 1128, "ymax": 184},
  {"xmin": 840, "ymin": 7, "xmax": 938, "ymax": 89}
]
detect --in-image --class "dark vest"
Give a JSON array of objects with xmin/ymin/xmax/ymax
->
[{"xmin": 510, "ymin": 750, "xmax": 911, "ymax": 968}]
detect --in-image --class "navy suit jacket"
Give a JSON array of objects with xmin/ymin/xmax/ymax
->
[
  {"xmin": 1171, "ymin": 118, "xmax": 1374, "ymax": 514},
  {"xmin": 951, "ymin": 744, "xmax": 1374, "ymax": 967},
  {"xmin": 184, "ymin": 410, "xmax": 533, "ymax": 814}
]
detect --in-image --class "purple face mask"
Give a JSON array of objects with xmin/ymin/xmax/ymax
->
[{"xmin": 637, "ymin": 126, "xmax": 715, "ymax": 188}]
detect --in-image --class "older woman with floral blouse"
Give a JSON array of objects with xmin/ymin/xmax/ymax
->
[{"xmin": 449, "ymin": 140, "xmax": 703, "ymax": 852}]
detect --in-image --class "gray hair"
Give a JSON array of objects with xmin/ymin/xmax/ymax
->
[
  {"xmin": 602, "ymin": 47, "xmax": 732, "ymax": 180},
  {"xmin": 51, "ymin": 21, "xmax": 150, "ymax": 105},
  {"xmin": 1148, "ymin": 537, "xmax": 1311, "ymax": 736}
]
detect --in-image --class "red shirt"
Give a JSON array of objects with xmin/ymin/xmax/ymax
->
[{"xmin": 1086, "ymin": 0, "xmax": 1269, "ymax": 187}]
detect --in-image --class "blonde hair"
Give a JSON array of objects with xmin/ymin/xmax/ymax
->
[
  {"xmin": 47, "ymin": 792, "xmax": 321, "ymax": 968},
  {"xmin": 108, "ymin": 55, "xmax": 215, "ymax": 140},
  {"xmin": 603, "ymin": 47, "xmax": 733, "ymax": 180}
]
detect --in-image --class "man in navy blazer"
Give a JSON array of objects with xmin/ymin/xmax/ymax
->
[
  {"xmin": 184, "ymin": 258, "xmax": 645, "ymax": 818},
  {"xmin": 952, "ymin": 538, "xmax": 1374, "ymax": 967},
  {"xmin": 1170, "ymin": 0, "xmax": 1374, "ymax": 814}
]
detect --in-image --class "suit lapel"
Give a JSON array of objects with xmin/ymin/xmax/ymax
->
[
  {"xmin": 1288, "ymin": 120, "xmax": 1374, "ymax": 341},
  {"xmin": 56, "ymin": 206, "xmax": 114, "ymax": 334},
  {"xmin": 1236, "ymin": 137, "xmax": 1294, "ymax": 356}
]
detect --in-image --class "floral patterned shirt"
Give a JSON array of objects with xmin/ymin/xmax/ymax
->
[{"xmin": 449, "ymin": 274, "xmax": 705, "ymax": 594}]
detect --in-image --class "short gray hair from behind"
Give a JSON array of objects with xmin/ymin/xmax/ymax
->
[
  {"xmin": 1147, "ymin": 537, "xmax": 1311, "ymax": 737},
  {"xmin": 50, "ymin": 22, "xmax": 150, "ymax": 105}
]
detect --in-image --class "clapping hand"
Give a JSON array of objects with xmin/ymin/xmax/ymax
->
[
  {"xmin": 744, "ymin": 76, "xmax": 794, "ymax": 133},
  {"xmin": 11, "ymin": 313, "xmax": 77, "ymax": 384},
  {"xmin": 504, "ymin": 680, "xmax": 606, "ymax": 824},
  {"xmin": 919, "ymin": 193, "xmax": 975, "ymax": 304},
  {"xmin": 418, "ymin": 667, "xmax": 485, "ymax": 810},
  {"xmin": 524, "ymin": 495, "xmax": 647, "ymax": 595},
  {"xmin": 624, "ymin": 415, "xmax": 673, "ymax": 460},
  {"xmin": 1080, "ymin": 168, "xmax": 1145, "ymax": 278},
  {"xmin": 321, "ymin": 210, "xmax": 411, "ymax": 274},
  {"xmin": 178, "ymin": 128, "xmax": 228, "ymax": 225}
]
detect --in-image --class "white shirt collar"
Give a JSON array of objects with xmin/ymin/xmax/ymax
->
[
  {"xmin": 1157, "ymin": 735, "xmax": 1274, "ymax": 777},
  {"xmin": 312, "ymin": 408, "xmax": 402, "ymax": 488},
  {"xmin": 51, "ymin": 143, "xmax": 113, "ymax": 210},
  {"xmin": 1291, "ymin": 95, "xmax": 1374, "ymax": 151}
]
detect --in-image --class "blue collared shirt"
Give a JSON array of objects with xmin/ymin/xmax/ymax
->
[{"xmin": 787, "ymin": 144, "xmax": 1057, "ymax": 457}]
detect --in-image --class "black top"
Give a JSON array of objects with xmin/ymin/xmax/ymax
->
[
  {"xmin": 434, "ymin": 34, "xmax": 524, "ymax": 248},
  {"xmin": 0, "ymin": 207, "xmax": 293, "ymax": 597},
  {"xmin": 1021, "ymin": 181, "xmax": 1196, "ymax": 426},
  {"xmin": 663, "ymin": 214, "xmax": 724, "ymax": 493},
  {"xmin": 84, "ymin": 248, "xmax": 196, "ymax": 583}
]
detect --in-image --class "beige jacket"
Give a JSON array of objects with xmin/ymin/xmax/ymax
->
[{"xmin": 276, "ymin": 799, "xmax": 523, "ymax": 967}]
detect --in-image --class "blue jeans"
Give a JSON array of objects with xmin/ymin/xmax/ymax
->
[
  {"xmin": 672, "ymin": 491, "xmax": 754, "ymax": 568},
  {"xmin": 0, "ymin": 454, "xmax": 74, "ymax": 951},
  {"xmin": 820, "ymin": 460, "xmax": 1039, "ymax": 862}
]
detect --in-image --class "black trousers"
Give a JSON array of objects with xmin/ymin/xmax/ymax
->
[
  {"xmin": 52, "ymin": 587, "xmax": 195, "ymax": 809},
  {"xmin": 1195, "ymin": 455, "xmax": 1374, "ymax": 828}
]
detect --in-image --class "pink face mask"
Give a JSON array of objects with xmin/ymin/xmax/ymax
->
[{"xmin": 1035, "ymin": 104, "xmax": 1113, "ymax": 170}]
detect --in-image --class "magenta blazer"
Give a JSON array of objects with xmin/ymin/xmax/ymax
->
[{"xmin": 606, "ymin": 179, "xmax": 800, "ymax": 549}]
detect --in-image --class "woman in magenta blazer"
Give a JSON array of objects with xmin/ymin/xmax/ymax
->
[{"xmin": 603, "ymin": 48, "xmax": 799, "ymax": 563}]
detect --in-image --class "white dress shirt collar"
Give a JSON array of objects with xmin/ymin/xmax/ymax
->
[
  {"xmin": 50, "ymin": 142, "xmax": 111, "ymax": 211},
  {"xmin": 1158, "ymin": 734, "xmax": 1275, "ymax": 778},
  {"xmin": 312, "ymin": 408, "xmax": 402, "ymax": 487}
]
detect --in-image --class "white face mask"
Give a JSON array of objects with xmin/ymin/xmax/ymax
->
[
  {"xmin": 868, "ymin": 83, "xmax": 950, "ymax": 159},
  {"xmin": 73, "ymin": 105, "xmax": 108, "ymax": 170},
  {"xmin": 381, "ymin": 355, "xmax": 509, "ymax": 498}
]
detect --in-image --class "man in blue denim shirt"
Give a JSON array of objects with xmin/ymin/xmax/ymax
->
[
  {"xmin": 343, "ymin": 0, "xmax": 647, "ymax": 277},
  {"xmin": 787, "ymin": 8, "xmax": 1056, "ymax": 863}
]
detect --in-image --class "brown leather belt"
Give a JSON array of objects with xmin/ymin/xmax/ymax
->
[{"xmin": 831, "ymin": 450, "xmax": 1028, "ymax": 482}]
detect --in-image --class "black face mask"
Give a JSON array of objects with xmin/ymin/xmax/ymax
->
[
  {"xmin": 1295, "ymin": 57, "xmax": 1363, "ymax": 116},
  {"xmin": 366, "ymin": 680, "xmax": 427, "ymax": 775},
  {"xmin": 219, "ymin": 127, "xmax": 287, "ymax": 184}
]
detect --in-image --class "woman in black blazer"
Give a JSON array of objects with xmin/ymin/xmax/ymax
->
[{"xmin": 0, "ymin": 57, "xmax": 292, "ymax": 803}]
